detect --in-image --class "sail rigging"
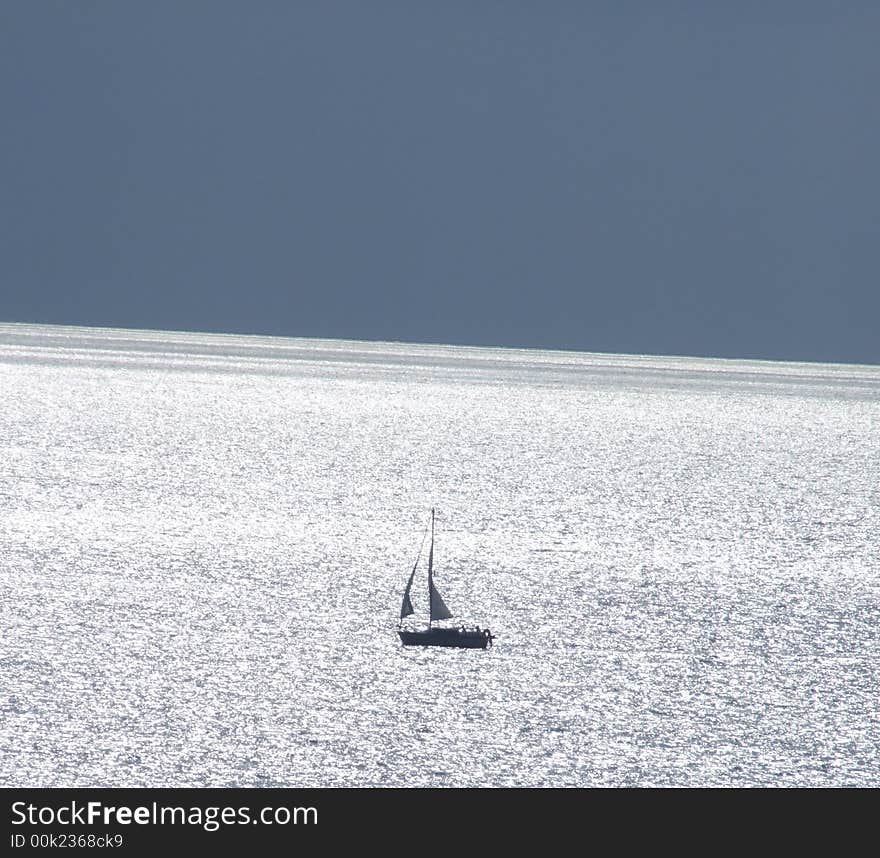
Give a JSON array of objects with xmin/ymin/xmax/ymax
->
[
  {"xmin": 396, "ymin": 507, "xmax": 493, "ymax": 649},
  {"xmin": 426, "ymin": 508, "xmax": 453, "ymax": 623},
  {"xmin": 400, "ymin": 508, "xmax": 454, "ymax": 625}
]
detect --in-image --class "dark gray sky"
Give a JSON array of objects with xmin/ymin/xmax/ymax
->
[{"xmin": 2, "ymin": 3, "xmax": 879, "ymax": 363}]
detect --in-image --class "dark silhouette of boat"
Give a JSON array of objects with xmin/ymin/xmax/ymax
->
[{"xmin": 397, "ymin": 508, "xmax": 494, "ymax": 649}]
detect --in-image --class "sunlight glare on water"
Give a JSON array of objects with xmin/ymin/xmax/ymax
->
[{"xmin": 1, "ymin": 323, "xmax": 878, "ymax": 786}]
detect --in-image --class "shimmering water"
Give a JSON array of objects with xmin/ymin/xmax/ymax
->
[{"xmin": 1, "ymin": 323, "xmax": 878, "ymax": 787}]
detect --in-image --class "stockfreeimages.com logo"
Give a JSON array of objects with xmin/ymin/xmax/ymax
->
[{"xmin": 11, "ymin": 801, "xmax": 317, "ymax": 832}]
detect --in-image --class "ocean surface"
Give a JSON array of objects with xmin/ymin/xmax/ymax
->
[{"xmin": 1, "ymin": 323, "xmax": 878, "ymax": 787}]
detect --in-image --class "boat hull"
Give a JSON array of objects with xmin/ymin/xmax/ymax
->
[{"xmin": 398, "ymin": 627, "xmax": 492, "ymax": 649}]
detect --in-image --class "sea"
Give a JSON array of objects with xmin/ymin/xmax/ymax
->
[{"xmin": 1, "ymin": 322, "xmax": 878, "ymax": 787}]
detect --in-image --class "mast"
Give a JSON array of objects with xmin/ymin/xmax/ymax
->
[
  {"xmin": 427, "ymin": 507, "xmax": 435, "ymax": 628},
  {"xmin": 426, "ymin": 507, "xmax": 452, "ymax": 624}
]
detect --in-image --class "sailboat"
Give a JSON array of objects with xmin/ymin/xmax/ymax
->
[{"xmin": 398, "ymin": 508, "xmax": 494, "ymax": 649}]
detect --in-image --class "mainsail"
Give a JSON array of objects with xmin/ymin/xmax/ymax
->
[
  {"xmin": 427, "ymin": 509, "xmax": 453, "ymax": 622},
  {"xmin": 429, "ymin": 578, "xmax": 453, "ymax": 621}
]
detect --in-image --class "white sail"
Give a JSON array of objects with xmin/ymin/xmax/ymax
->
[{"xmin": 429, "ymin": 579, "xmax": 453, "ymax": 621}]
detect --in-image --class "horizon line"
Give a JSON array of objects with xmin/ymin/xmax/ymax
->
[{"xmin": 1, "ymin": 317, "xmax": 877, "ymax": 371}]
